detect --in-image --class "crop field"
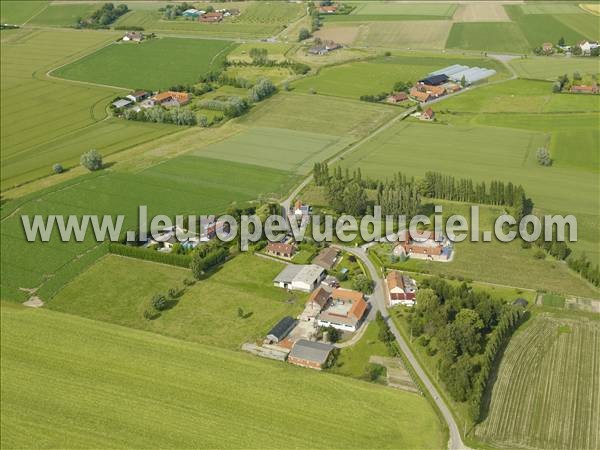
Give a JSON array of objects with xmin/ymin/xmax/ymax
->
[
  {"xmin": 193, "ymin": 126, "xmax": 348, "ymax": 174},
  {"xmin": 28, "ymin": 2, "xmax": 100, "ymax": 27},
  {"xmin": 0, "ymin": 28, "xmax": 180, "ymax": 190},
  {"xmin": 237, "ymin": 92, "xmax": 396, "ymax": 139},
  {"xmin": 0, "ymin": 0, "xmax": 47, "ymax": 24},
  {"xmin": 517, "ymin": 3, "xmax": 588, "ymax": 15},
  {"xmin": 224, "ymin": 66, "xmax": 293, "ymax": 84},
  {"xmin": 453, "ymin": 3, "xmax": 510, "ymax": 22},
  {"xmin": 53, "ymin": 37, "xmax": 236, "ymax": 91},
  {"xmin": 510, "ymin": 56, "xmax": 600, "ymax": 80},
  {"xmin": 352, "ymin": 2, "xmax": 457, "ymax": 17},
  {"xmin": 50, "ymin": 254, "xmax": 308, "ymax": 350},
  {"xmin": 474, "ymin": 314, "xmax": 600, "ymax": 450},
  {"xmin": 354, "ymin": 20, "xmax": 452, "ymax": 49},
  {"xmin": 554, "ymin": 13, "xmax": 600, "ymax": 41},
  {"xmin": 581, "ymin": 3, "xmax": 600, "ymax": 15},
  {"xmin": 0, "ymin": 156, "xmax": 297, "ymax": 303},
  {"xmin": 114, "ymin": 2, "xmax": 304, "ymax": 39},
  {"xmin": 445, "ymin": 22, "xmax": 531, "ymax": 53},
  {"xmin": 314, "ymin": 24, "xmax": 362, "ymax": 45},
  {"xmin": 1, "ymin": 304, "xmax": 446, "ymax": 449}
]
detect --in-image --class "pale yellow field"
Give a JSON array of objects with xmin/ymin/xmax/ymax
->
[
  {"xmin": 580, "ymin": 3, "xmax": 600, "ymax": 15},
  {"xmin": 453, "ymin": 3, "xmax": 510, "ymax": 22},
  {"xmin": 314, "ymin": 24, "xmax": 361, "ymax": 45}
]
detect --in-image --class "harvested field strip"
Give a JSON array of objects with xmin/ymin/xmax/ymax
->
[{"xmin": 475, "ymin": 315, "xmax": 600, "ymax": 449}]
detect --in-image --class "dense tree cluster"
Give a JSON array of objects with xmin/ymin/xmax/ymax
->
[
  {"xmin": 161, "ymin": 2, "xmax": 194, "ymax": 20},
  {"xmin": 190, "ymin": 244, "xmax": 229, "ymax": 279},
  {"xmin": 109, "ymin": 242, "xmax": 192, "ymax": 268},
  {"xmin": 199, "ymin": 97, "xmax": 249, "ymax": 118},
  {"xmin": 249, "ymin": 78, "xmax": 276, "ymax": 102},
  {"xmin": 123, "ymin": 106, "xmax": 197, "ymax": 125},
  {"xmin": 77, "ymin": 3, "xmax": 128, "ymax": 28},
  {"xmin": 224, "ymin": 56, "xmax": 310, "ymax": 76},
  {"xmin": 567, "ymin": 253, "xmax": 600, "ymax": 287},
  {"xmin": 360, "ymin": 80, "xmax": 412, "ymax": 103},
  {"xmin": 407, "ymin": 277, "xmax": 528, "ymax": 421}
]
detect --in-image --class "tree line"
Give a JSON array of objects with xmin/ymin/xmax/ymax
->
[
  {"xmin": 77, "ymin": 3, "xmax": 128, "ymax": 28},
  {"xmin": 407, "ymin": 277, "xmax": 528, "ymax": 422}
]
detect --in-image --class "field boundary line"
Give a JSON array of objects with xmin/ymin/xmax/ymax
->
[{"xmin": 21, "ymin": 2, "xmax": 50, "ymax": 26}]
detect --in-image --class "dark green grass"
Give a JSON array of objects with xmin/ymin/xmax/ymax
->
[
  {"xmin": 445, "ymin": 22, "xmax": 531, "ymax": 53},
  {"xmin": 53, "ymin": 37, "xmax": 237, "ymax": 90}
]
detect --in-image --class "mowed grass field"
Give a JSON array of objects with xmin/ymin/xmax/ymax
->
[
  {"xmin": 53, "ymin": 37, "xmax": 236, "ymax": 91},
  {"xmin": 0, "ymin": 0, "xmax": 48, "ymax": 24},
  {"xmin": 50, "ymin": 254, "xmax": 307, "ymax": 350},
  {"xmin": 445, "ymin": 22, "xmax": 531, "ymax": 53},
  {"xmin": 323, "ymin": 1, "xmax": 456, "ymax": 21},
  {"xmin": 474, "ymin": 313, "xmax": 600, "ymax": 449},
  {"xmin": 509, "ymin": 56, "xmax": 600, "ymax": 80},
  {"xmin": 27, "ymin": 2, "xmax": 99, "ymax": 27},
  {"xmin": 0, "ymin": 28, "xmax": 178, "ymax": 190},
  {"xmin": 292, "ymin": 54, "xmax": 507, "ymax": 99},
  {"xmin": 0, "ymin": 156, "xmax": 297, "ymax": 303},
  {"xmin": 114, "ymin": 1, "xmax": 304, "ymax": 39},
  {"xmin": 1, "ymin": 304, "xmax": 446, "ymax": 449}
]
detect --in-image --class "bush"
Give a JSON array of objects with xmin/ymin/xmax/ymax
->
[
  {"xmin": 536, "ymin": 148, "xmax": 552, "ymax": 166},
  {"xmin": 325, "ymin": 326, "xmax": 341, "ymax": 343},
  {"xmin": 52, "ymin": 163, "xmax": 64, "ymax": 174},
  {"xmin": 80, "ymin": 149, "xmax": 103, "ymax": 171},
  {"xmin": 533, "ymin": 249, "xmax": 546, "ymax": 260},
  {"xmin": 108, "ymin": 243, "xmax": 192, "ymax": 268},
  {"xmin": 151, "ymin": 293, "xmax": 168, "ymax": 311},
  {"xmin": 352, "ymin": 274, "xmax": 374, "ymax": 294},
  {"xmin": 298, "ymin": 28, "xmax": 310, "ymax": 41}
]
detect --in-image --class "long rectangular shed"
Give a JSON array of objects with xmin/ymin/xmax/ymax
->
[
  {"xmin": 428, "ymin": 64, "xmax": 469, "ymax": 77},
  {"xmin": 448, "ymin": 67, "xmax": 496, "ymax": 84}
]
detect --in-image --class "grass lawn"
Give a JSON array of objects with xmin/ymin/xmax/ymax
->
[
  {"xmin": 473, "ymin": 313, "xmax": 600, "ymax": 449},
  {"xmin": 329, "ymin": 322, "xmax": 390, "ymax": 378},
  {"xmin": 227, "ymin": 42, "xmax": 293, "ymax": 63},
  {"xmin": 0, "ymin": 0, "xmax": 47, "ymax": 24},
  {"xmin": 445, "ymin": 22, "xmax": 531, "ymax": 53},
  {"xmin": 292, "ymin": 54, "xmax": 508, "ymax": 100},
  {"xmin": 0, "ymin": 28, "xmax": 179, "ymax": 190},
  {"xmin": 0, "ymin": 303, "xmax": 446, "ymax": 449},
  {"xmin": 0, "ymin": 157, "xmax": 298, "ymax": 303},
  {"xmin": 49, "ymin": 254, "xmax": 308, "ymax": 350},
  {"xmin": 53, "ymin": 37, "xmax": 236, "ymax": 91},
  {"xmin": 224, "ymin": 66, "xmax": 293, "ymax": 84},
  {"xmin": 509, "ymin": 56, "xmax": 600, "ymax": 80},
  {"xmin": 542, "ymin": 293, "xmax": 566, "ymax": 308}
]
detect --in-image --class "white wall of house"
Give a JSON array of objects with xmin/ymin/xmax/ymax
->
[{"xmin": 317, "ymin": 319, "xmax": 356, "ymax": 332}]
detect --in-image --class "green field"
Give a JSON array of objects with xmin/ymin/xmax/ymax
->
[
  {"xmin": 28, "ymin": 2, "xmax": 100, "ymax": 27},
  {"xmin": 352, "ymin": 2, "xmax": 457, "ymax": 17},
  {"xmin": 0, "ymin": 156, "xmax": 297, "ymax": 303},
  {"xmin": 505, "ymin": 6, "xmax": 591, "ymax": 48},
  {"xmin": 237, "ymin": 91, "xmax": 396, "ymax": 139},
  {"xmin": 49, "ymin": 254, "xmax": 308, "ymax": 350},
  {"xmin": 368, "ymin": 200, "xmax": 598, "ymax": 298},
  {"xmin": 292, "ymin": 55, "xmax": 507, "ymax": 99},
  {"xmin": 114, "ymin": 1, "xmax": 304, "ymax": 39},
  {"xmin": 0, "ymin": 0, "xmax": 47, "ymax": 24},
  {"xmin": 517, "ymin": 2, "xmax": 588, "ymax": 15},
  {"xmin": 445, "ymin": 22, "xmax": 531, "ymax": 53},
  {"xmin": 227, "ymin": 42, "xmax": 293, "ymax": 63},
  {"xmin": 474, "ymin": 313, "xmax": 600, "ymax": 449},
  {"xmin": 0, "ymin": 304, "xmax": 446, "ymax": 449},
  {"xmin": 509, "ymin": 56, "xmax": 600, "ymax": 80},
  {"xmin": 0, "ymin": 28, "xmax": 179, "ymax": 190},
  {"xmin": 193, "ymin": 126, "xmax": 348, "ymax": 174},
  {"xmin": 53, "ymin": 37, "xmax": 236, "ymax": 91}
]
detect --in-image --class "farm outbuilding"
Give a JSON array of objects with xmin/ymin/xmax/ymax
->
[
  {"xmin": 288, "ymin": 339, "xmax": 335, "ymax": 370},
  {"xmin": 418, "ymin": 74, "xmax": 448, "ymax": 86},
  {"xmin": 266, "ymin": 316, "xmax": 297, "ymax": 343},
  {"xmin": 427, "ymin": 65, "xmax": 496, "ymax": 85}
]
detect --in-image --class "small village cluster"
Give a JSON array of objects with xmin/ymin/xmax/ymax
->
[
  {"xmin": 142, "ymin": 220, "xmax": 228, "ymax": 252},
  {"xmin": 180, "ymin": 7, "xmax": 239, "ymax": 23},
  {"xmin": 540, "ymin": 39, "xmax": 599, "ymax": 56},
  {"xmin": 111, "ymin": 89, "xmax": 191, "ymax": 111}
]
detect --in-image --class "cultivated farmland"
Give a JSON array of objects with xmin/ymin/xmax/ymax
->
[
  {"xmin": 445, "ymin": 22, "xmax": 531, "ymax": 53},
  {"xmin": 474, "ymin": 314, "xmax": 600, "ymax": 450},
  {"xmin": 53, "ymin": 37, "xmax": 236, "ymax": 91},
  {"xmin": 509, "ymin": 56, "xmax": 600, "ymax": 80},
  {"xmin": 0, "ymin": 305, "xmax": 446, "ymax": 449},
  {"xmin": 0, "ymin": 28, "xmax": 178, "ymax": 190},
  {"xmin": 0, "ymin": 0, "xmax": 48, "ymax": 24},
  {"xmin": 354, "ymin": 20, "xmax": 453, "ymax": 49},
  {"xmin": 324, "ymin": 1, "xmax": 457, "ymax": 21},
  {"xmin": 27, "ymin": 2, "xmax": 100, "ymax": 27},
  {"xmin": 49, "ymin": 254, "xmax": 307, "ymax": 350}
]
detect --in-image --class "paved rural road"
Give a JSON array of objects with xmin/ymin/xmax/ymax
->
[{"xmin": 338, "ymin": 245, "xmax": 469, "ymax": 450}]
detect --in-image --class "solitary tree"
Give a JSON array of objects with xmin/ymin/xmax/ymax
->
[
  {"xmin": 52, "ymin": 163, "xmax": 64, "ymax": 174},
  {"xmin": 80, "ymin": 149, "xmax": 103, "ymax": 171}
]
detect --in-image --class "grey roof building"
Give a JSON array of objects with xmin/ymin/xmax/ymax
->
[
  {"xmin": 266, "ymin": 316, "xmax": 297, "ymax": 343},
  {"xmin": 288, "ymin": 339, "xmax": 335, "ymax": 369}
]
